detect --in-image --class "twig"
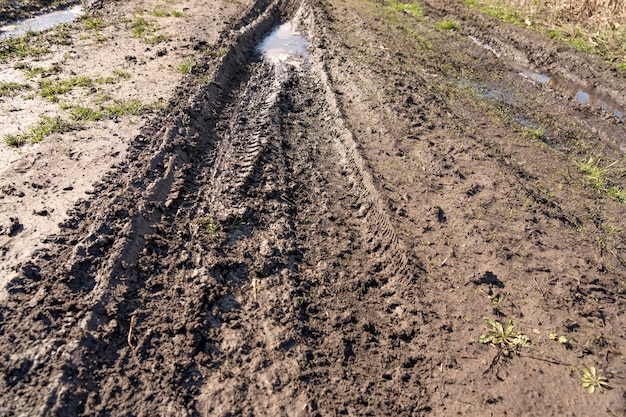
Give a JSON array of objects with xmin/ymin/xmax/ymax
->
[
  {"xmin": 127, "ymin": 314, "xmax": 136, "ymax": 348},
  {"xmin": 522, "ymin": 353, "xmax": 568, "ymax": 366}
]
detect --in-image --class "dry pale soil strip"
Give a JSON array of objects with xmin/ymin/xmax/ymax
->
[{"xmin": 0, "ymin": 0, "xmax": 244, "ymax": 298}]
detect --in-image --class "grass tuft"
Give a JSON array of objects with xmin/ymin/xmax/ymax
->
[
  {"xmin": 4, "ymin": 116, "xmax": 74, "ymax": 147},
  {"xmin": 576, "ymin": 156, "xmax": 626, "ymax": 203},
  {"xmin": 0, "ymin": 81, "xmax": 30, "ymax": 97},
  {"xmin": 436, "ymin": 19, "xmax": 460, "ymax": 30},
  {"xmin": 0, "ymin": 33, "xmax": 49, "ymax": 59},
  {"xmin": 177, "ymin": 58, "xmax": 195, "ymax": 74}
]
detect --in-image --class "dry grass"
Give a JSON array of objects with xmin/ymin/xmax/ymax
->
[
  {"xmin": 466, "ymin": 0, "xmax": 626, "ymax": 69},
  {"xmin": 506, "ymin": 0, "xmax": 626, "ymax": 24}
]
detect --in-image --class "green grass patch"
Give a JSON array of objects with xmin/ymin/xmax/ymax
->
[
  {"xmin": 68, "ymin": 105, "xmax": 103, "ymax": 121},
  {"xmin": 436, "ymin": 19, "xmax": 460, "ymax": 30},
  {"xmin": 4, "ymin": 116, "xmax": 74, "ymax": 147},
  {"xmin": 149, "ymin": 9, "xmax": 185, "ymax": 18},
  {"xmin": 522, "ymin": 126, "xmax": 545, "ymax": 141},
  {"xmin": 46, "ymin": 26, "xmax": 73, "ymax": 45},
  {"xmin": 65, "ymin": 98, "xmax": 158, "ymax": 122},
  {"xmin": 149, "ymin": 8, "xmax": 168, "ymax": 17},
  {"xmin": 131, "ymin": 17, "xmax": 156, "ymax": 38},
  {"xmin": 38, "ymin": 76, "xmax": 118, "ymax": 102},
  {"xmin": 100, "ymin": 99, "xmax": 154, "ymax": 117},
  {"xmin": 0, "ymin": 81, "xmax": 30, "ymax": 97},
  {"xmin": 462, "ymin": 0, "xmax": 522, "ymax": 24},
  {"xmin": 386, "ymin": 1, "xmax": 423, "ymax": 19},
  {"xmin": 0, "ymin": 33, "xmax": 49, "ymax": 60},
  {"xmin": 144, "ymin": 34, "xmax": 170, "ymax": 44},
  {"xmin": 462, "ymin": 0, "xmax": 626, "ymax": 71},
  {"xmin": 15, "ymin": 64, "xmax": 56, "ymax": 79},
  {"xmin": 79, "ymin": 16, "xmax": 106, "ymax": 30},
  {"xmin": 576, "ymin": 156, "xmax": 626, "ymax": 203}
]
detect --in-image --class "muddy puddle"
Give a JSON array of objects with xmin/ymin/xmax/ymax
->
[
  {"xmin": 519, "ymin": 67, "xmax": 625, "ymax": 122},
  {"xmin": 0, "ymin": 6, "xmax": 83, "ymax": 38},
  {"xmin": 467, "ymin": 35, "xmax": 625, "ymax": 122},
  {"xmin": 257, "ymin": 21, "xmax": 309, "ymax": 67}
]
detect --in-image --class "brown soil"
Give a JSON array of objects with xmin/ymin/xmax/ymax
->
[{"xmin": 1, "ymin": 0, "xmax": 626, "ymax": 415}]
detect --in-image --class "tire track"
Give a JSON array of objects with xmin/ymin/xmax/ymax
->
[{"xmin": 303, "ymin": 5, "xmax": 413, "ymax": 281}]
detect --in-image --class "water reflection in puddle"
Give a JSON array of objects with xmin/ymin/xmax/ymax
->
[
  {"xmin": 0, "ymin": 6, "xmax": 83, "ymax": 38},
  {"xmin": 258, "ymin": 22, "xmax": 309, "ymax": 66}
]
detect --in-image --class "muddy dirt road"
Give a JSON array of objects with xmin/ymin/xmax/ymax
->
[{"xmin": 1, "ymin": 0, "xmax": 626, "ymax": 415}]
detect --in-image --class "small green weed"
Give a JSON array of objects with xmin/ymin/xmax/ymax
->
[
  {"xmin": 436, "ymin": 19, "xmax": 459, "ymax": 30},
  {"xmin": 46, "ymin": 26, "xmax": 72, "ymax": 45},
  {"xmin": 131, "ymin": 17, "xmax": 156, "ymax": 38},
  {"xmin": 575, "ymin": 156, "xmax": 626, "ymax": 202},
  {"xmin": 101, "ymin": 99, "xmax": 152, "ymax": 117},
  {"xmin": 170, "ymin": 10, "xmax": 186, "ymax": 17},
  {"xmin": 580, "ymin": 366, "xmax": 611, "ymax": 394},
  {"xmin": 577, "ymin": 156, "xmax": 613, "ymax": 188},
  {"xmin": 479, "ymin": 318, "xmax": 530, "ymax": 356},
  {"xmin": 522, "ymin": 126, "xmax": 545, "ymax": 141},
  {"xmin": 462, "ymin": 0, "xmax": 522, "ymax": 25},
  {"xmin": 84, "ymin": 17, "xmax": 106, "ymax": 30},
  {"xmin": 607, "ymin": 186, "xmax": 626, "ymax": 203},
  {"xmin": 205, "ymin": 47, "xmax": 228, "ymax": 58},
  {"xmin": 149, "ymin": 8, "xmax": 168, "ymax": 17},
  {"xmin": 144, "ymin": 34, "xmax": 170, "ymax": 44},
  {"xmin": 196, "ymin": 216, "xmax": 220, "ymax": 236},
  {"xmin": 228, "ymin": 217, "xmax": 247, "ymax": 230},
  {"xmin": 19, "ymin": 65, "xmax": 49, "ymax": 79},
  {"xmin": 39, "ymin": 76, "xmax": 96, "ymax": 102},
  {"xmin": 113, "ymin": 69, "xmax": 131, "ymax": 79},
  {"xmin": 0, "ymin": 81, "xmax": 30, "ymax": 97},
  {"xmin": 549, "ymin": 333, "xmax": 569, "ymax": 344},
  {"xmin": 177, "ymin": 58, "xmax": 195, "ymax": 74}
]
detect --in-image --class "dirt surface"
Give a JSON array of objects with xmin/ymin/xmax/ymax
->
[{"xmin": 1, "ymin": 0, "xmax": 626, "ymax": 415}]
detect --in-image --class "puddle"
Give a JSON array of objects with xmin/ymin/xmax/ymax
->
[
  {"xmin": 0, "ymin": 6, "xmax": 84, "ymax": 38},
  {"xmin": 258, "ymin": 22, "xmax": 309, "ymax": 66},
  {"xmin": 519, "ymin": 67, "xmax": 625, "ymax": 122}
]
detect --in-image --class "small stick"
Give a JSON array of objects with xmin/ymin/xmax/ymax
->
[{"xmin": 127, "ymin": 314, "xmax": 137, "ymax": 348}]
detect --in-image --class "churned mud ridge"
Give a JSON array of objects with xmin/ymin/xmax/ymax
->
[{"xmin": 0, "ymin": 0, "xmax": 420, "ymax": 414}]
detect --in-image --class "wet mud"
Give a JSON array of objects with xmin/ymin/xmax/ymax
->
[{"xmin": 1, "ymin": 0, "xmax": 626, "ymax": 415}]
